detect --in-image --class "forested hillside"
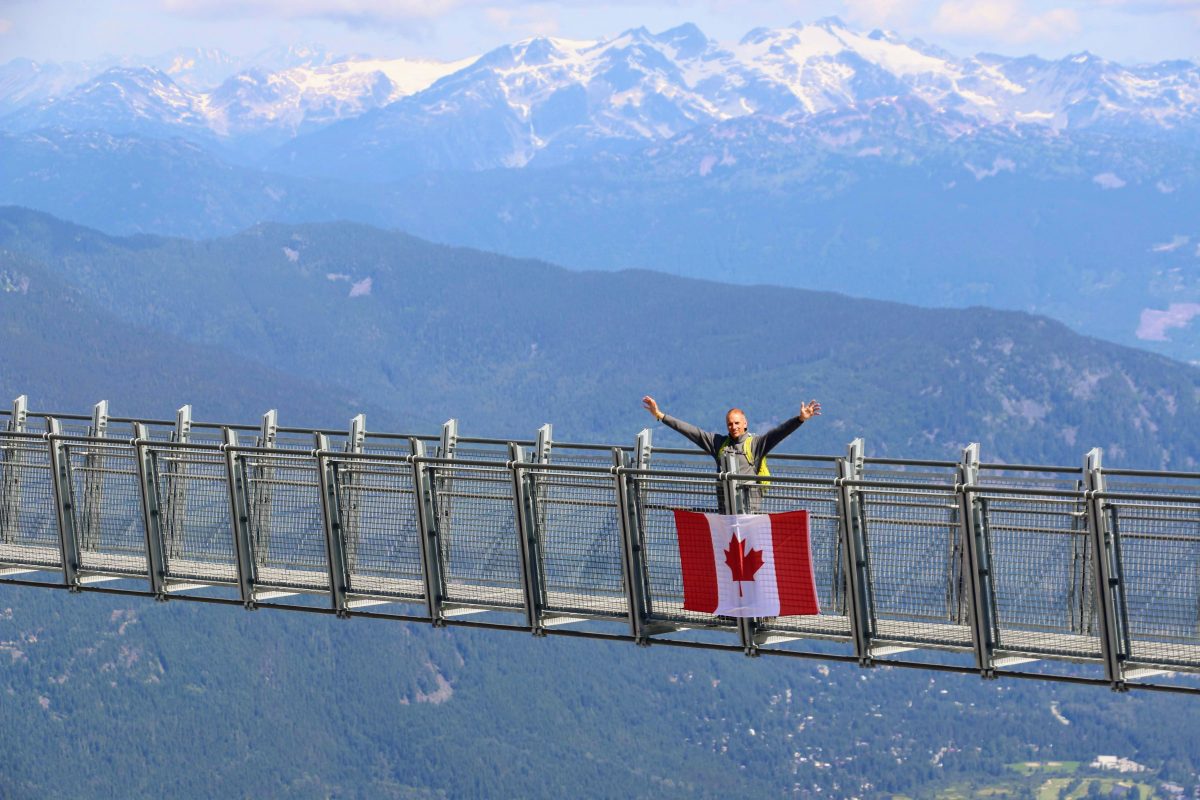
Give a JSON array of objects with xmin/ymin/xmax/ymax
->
[
  {"xmin": 1, "ymin": 209, "xmax": 1198, "ymax": 798},
  {"xmin": 2, "ymin": 207, "xmax": 1198, "ymax": 467}
]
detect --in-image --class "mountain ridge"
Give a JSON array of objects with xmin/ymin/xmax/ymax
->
[
  {"xmin": 4, "ymin": 19, "xmax": 1197, "ymax": 173},
  {"xmin": 3, "ymin": 205, "xmax": 1198, "ymax": 469}
]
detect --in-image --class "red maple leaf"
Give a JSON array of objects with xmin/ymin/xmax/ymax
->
[{"xmin": 724, "ymin": 533, "xmax": 764, "ymax": 597}]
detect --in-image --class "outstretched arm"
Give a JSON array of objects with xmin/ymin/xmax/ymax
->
[
  {"xmin": 756, "ymin": 399, "xmax": 822, "ymax": 456},
  {"xmin": 641, "ymin": 395, "xmax": 720, "ymax": 455}
]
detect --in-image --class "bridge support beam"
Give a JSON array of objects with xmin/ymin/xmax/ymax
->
[
  {"xmin": 1085, "ymin": 448, "xmax": 1131, "ymax": 689},
  {"xmin": 1, "ymin": 396, "xmax": 30, "ymax": 545},
  {"xmin": 719, "ymin": 450, "xmax": 759, "ymax": 655},
  {"xmin": 316, "ymin": 435, "xmax": 350, "ymax": 617},
  {"xmin": 47, "ymin": 419, "xmax": 81, "ymax": 590},
  {"xmin": 510, "ymin": 443, "xmax": 546, "ymax": 633},
  {"xmin": 80, "ymin": 401, "xmax": 110, "ymax": 555},
  {"xmin": 837, "ymin": 438, "xmax": 874, "ymax": 665},
  {"xmin": 958, "ymin": 443, "xmax": 999, "ymax": 677},
  {"xmin": 411, "ymin": 438, "xmax": 445, "ymax": 624},
  {"xmin": 615, "ymin": 442, "xmax": 651, "ymax": 643},
  {"xmin": 133, "ymin": 423, "xmax": 168, "ymax": 597},
  {"xmin": 223, "ymin": 428, "xmax": 256, "ymax": 608}
]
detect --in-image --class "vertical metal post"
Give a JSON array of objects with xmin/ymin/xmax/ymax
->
[
  {"xmin": 438, "ymin": 419, "xmax": 458, "ymax": 540},
  {"xmin": 721, "ymin": 449, "xmax": 757, "ymax": 653},
  {"xmin": 316, "ymin": 435, "xmax": 349, "ymax": 616},
  {"xmin": 1084, "ymin": 448, "xmax": 1129, "ymax": 688},
  {"xmin": 349, "ymin": 414, "xmax": 366, "ymax": 454},
  {"xmin": 133, "ymin": 423, "xmax": 167, "ymax": 597},
  {"xmin": 343, "ymin": 417, "xmax": 366, "ymax": 548},
  {"xmin": 410, "ymin": 438, "xmax": 444, "ymax": 623},
  {"xmin": 614, "ymin": 448, "xmax": 650, "ymax": 642},
  {"xmin": 535, "ymin": 424, "xmax": 553, "ymax": 464},
  {"xmin": 90, "ymin": 401, "xmax": 109, "ymax": 437},
  {"xmin": 510, "ymin": 442, "xmax": 544, "ymax": 632},
  {"xmin": 222, "ymin": 428, "xmax": 255, "ymax": 607},
  {"xmin": 81, "ymin": 400, "xmax": 110, "ymax": 552},
  {"xmin": 259, "ymin": 410, "xmax": 278, "ymax": 447},
  {"xmin": 635, "ymin": 427, "xmax": 652, "ymax": 470},
  {"xmin": 175, "ymin": 405, "xmax": 192, "ymax": 444},
  {"xmin": 440, "ymin": 419, "xmax": 458, "ymax": 460},
  {"xmin": 46, "ymin": 419, "xmax": 80, "ymax": 589},
  {"xmin": 1, "ymin": 396, "xmax": 29, "ymax": 543},
  {"xmin": 958, "ymin": 443, "xmax": 998, "ymax": 676},
  {"xmin": 166, "ymin": 405, "xmax": 193, "ymax": 546},
  {"xmin": 837, "ymin": 438, "xmax": 874, "ymax": 664},
  {"xmin": 10, "ymin": 395, "xmax": 28, "ymax": 432},
  {"xmin": 252, "ymin": 412, "xmax": 277, "ymax": 553}
]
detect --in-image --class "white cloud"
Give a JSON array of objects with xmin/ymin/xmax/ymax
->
[
  {"xmin": 842, "ymin": 0, "xmax": 921, "ymax": 26},
  {"xmin": 931, "ymin": 0, "xmax": 1080, "ymax": 43},
  {"xmin": 162, "ymin": 0, "xmax": 461, "ymax": 25},
  {"xmin": 1137, "ymin": 302, "xmax": 1200, "ymax": 341},
  {"xmin": 1097, "ymin": 0, "xmax": 1200, "ymax": 11},
  {"xmin": 1093, "ymin": 172, "xmax": 1126, "ymax": 189},
  {"xmin": 349, "ymin": 276, "xmax": 373, "ymax": 297},
  {"xmin": 484, "ymin": 4, "xmax": 560, "ymax": 36},
  {"xmin": 1151, "ymin": 235, "xmax": 1190, "ymax": 252},
  {"xmin": 1096, "ymin": 0, "xmax": 1200, "ymax": 25}
]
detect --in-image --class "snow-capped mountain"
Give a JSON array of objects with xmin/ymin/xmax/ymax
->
[
  {"xmin": 4, "ymin": 67, "xmax": 214, "ymax": 141},
  {"xmin": 2, "ymin": 18, "xmax": 1198, "ymax": 177},
  {"xmin": 0, "ymin": 54, "xmax": 478, "ymax": 145},
  {"xmin": 0, "ymin": 58, "xmax": 119, "ymax": 116},
  {"xmin": 205, "ymin": 55, "xmax": 477, "ymax": 139},
  {"xmin": 270, "ymin": 18, "xmax": 1200, "ymax": 180}
]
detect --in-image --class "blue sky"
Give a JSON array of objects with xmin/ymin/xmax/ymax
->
[{"xmin": 1, "ymin": 0, "xmax": 1197, "ymax": 65}]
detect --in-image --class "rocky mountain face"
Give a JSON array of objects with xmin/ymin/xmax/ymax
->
[{"xmin": 3, "ymin": 19, "xmax": 1197, "ymax": 173}]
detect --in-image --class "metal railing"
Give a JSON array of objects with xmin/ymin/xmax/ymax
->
[{"xmin": 2, "ymin": 396, "xmax": 1199, "ymax": 695}]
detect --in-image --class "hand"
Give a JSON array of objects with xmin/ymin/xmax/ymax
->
[
  {"xmin": 642, "ymin": 395, "xmax": 663, "ymax": 420},
  {"xmin": 800, "ymin": 399, "xmax": 821, "ymax": 421}
]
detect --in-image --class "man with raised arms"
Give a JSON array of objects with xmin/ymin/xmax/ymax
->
[{"xmin": 641, "ymin": 396, "xmax": 821, "ymax": 512}]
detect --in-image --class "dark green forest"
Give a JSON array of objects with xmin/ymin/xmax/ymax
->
[{"xmin": 1, "ymin": 209, "xmax": 1198, "ymax": 798}]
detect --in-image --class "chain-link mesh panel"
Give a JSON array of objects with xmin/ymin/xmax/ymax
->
[
  {"xmin": 0, "ymin": 434, "xmax": 61, "ymax": 568},
  {"xmin": 974, "ymin": 468, "xmax": 1101, "ymax": 661},
  {"xmin": 453, "ymin": 445, "xmax": 513, "ymax": 462},
  {"xmin": 336, "ymin": 456, "xmax": 425, "ymax": 601},
  {"xmin": 528, "ymin": 466, "xmax": 627, "ymax": 619},
  {"xmin": 858, "ymin": 467, "xmax": 970, "ymax": 649},
  {"xmin": 432, "ymin": 463, "xmax": 524, "ymax": 610},
  {"xmin": 542, "ymin": 447, "xmax": 622, "ymax": 469},
  {"xmin": 153, "ymin": 445, "xmax": 237, "ymax": 584},
  {"xmin": 748, "ymin": 472, "xmax": 851, "ymax": 641},
  {"xmin": 243, "ymin": 450, "xmax": 328, "ymax": 592},
  {"xmin": 69, "ymin": 439, "xmax": 147, "ymax": 577},
  {"xmin": 1103, "ymin": 475, "xmax": 1200, "ymax": 670},
  {"xmin": 635, "ymin": 473, "xmax": 736, "ymax": 630}
]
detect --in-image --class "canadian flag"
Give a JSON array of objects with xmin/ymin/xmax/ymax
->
[{"xmin": 672, "ymin": 510, "xmax": 820, "ymax": 618}]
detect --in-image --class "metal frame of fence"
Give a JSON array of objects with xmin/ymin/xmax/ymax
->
[{"xmin": 2, "ymin": 396, "xmax": 1199, "ymax": 695}]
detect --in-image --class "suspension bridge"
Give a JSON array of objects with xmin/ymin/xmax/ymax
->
[{"xmin": 2, "ymin": 396, "xmax": 1198, "ymax": 695}]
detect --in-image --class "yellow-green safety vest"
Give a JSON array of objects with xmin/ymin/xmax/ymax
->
[{"xmin": 718, "ymin": 434, "xmax": 771, "ymax": 487}]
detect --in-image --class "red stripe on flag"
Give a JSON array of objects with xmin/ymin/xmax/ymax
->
[
  {"xmin": 673, "ymin": 510, "xmax": 719, "ymax": 613},
  {"xmin": 768, "ymin": 510, "xmax": 820, "ymax": 615}
]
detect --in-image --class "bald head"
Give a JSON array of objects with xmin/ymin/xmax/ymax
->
[{"xmin": 725, "ymin": 408, "xmax": 747, "ymax": 438}]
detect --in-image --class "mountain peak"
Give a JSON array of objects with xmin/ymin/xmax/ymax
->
[
  {"xmin": 653, "ymin": 23, "xmax": 710, "ymax": 59},
  {"xmin": 812, "ymin": 16, "xmax": 850, "ymax": 30}
]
